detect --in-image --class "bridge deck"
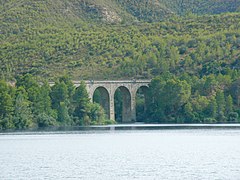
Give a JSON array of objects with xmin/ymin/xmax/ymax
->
[
  {"xmin": 79, "ymin": 80, "xmax": 151, "ymax": 84},
  {"xmin": 49, "ymin": 80, "xmax": 151, "ymax": 86}
]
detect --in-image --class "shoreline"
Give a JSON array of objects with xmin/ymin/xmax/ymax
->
[{"xmin": 1, "ymin": 123, "xmax": 240, "ymax": 135}]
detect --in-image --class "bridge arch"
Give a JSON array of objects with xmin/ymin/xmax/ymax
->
[
  {"xmin": 93, "ymin": 87, "xmax": 110, "ymax": 119},
  {"xmin": 114, "ymin": 86, "xmax": 132, "ymax": 123},
  {"xmin": 135, "ymin": 86, "xmax": 149, "ymax": 122}
]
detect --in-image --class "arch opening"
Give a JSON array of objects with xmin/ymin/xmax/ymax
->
[
  {"xmin": 136, "ymin": 86, "xmax": 149, "ymax": 122},
  {"xmin": 114, "ymin": 86, "xmax": 132, "ymax": 123},
  {"xmin": 93, "ymin": 87, "xmax": 110, "ymax": 119}
]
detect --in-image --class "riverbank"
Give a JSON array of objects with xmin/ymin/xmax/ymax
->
[
  {"xmin": 1, "ymin": 124, "xmax": 240, "ymax": 135},
  {"xmin": 92, "ymin": 123, "xmax": 240, "ymax": 130}
]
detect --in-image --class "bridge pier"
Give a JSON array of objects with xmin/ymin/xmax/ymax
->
[
  {"xmin": 131, "ymin": 95, "xmax": 136, "ymax": 122},
  {"xmin": 109, "ymin": 93, "xmax": 115, "ymax": 121}
]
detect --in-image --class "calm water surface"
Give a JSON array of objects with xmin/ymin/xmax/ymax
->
[{"xmin": 1, "ymin": 129, "xmax": 240, "ymax": 179}]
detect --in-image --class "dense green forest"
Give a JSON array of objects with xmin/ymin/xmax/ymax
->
[
  {"xmin": 0, "ymin": 1, "xmax": 240, "ymax": 129},
  {"xmin": 1, "ymin": 72, "xmax": 239, "ymax": 130},
  {"xmin": 144, "ymin": 73, "xmax": 240, "ymax": 123},
  {"xmin": 0, "ymin": 74, "xmax": 114, "ymax": 130}
]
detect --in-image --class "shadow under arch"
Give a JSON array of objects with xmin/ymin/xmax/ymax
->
[
  {"xmin": 136, "ymin": 86, "xmax": 149, "ymax": 122},
  {"xmin": 93, "ymin": 86, "xmax": 110, "ymax": 119},
  {"xmin": 114, "ymin": 86, "xmax": 132, "ymax": 123}
]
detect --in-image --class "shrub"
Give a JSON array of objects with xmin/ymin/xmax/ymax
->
[
  {"xmin": 204, "ymin": 117, "xmax": 217, "ymax": 123},
  {"xmin": 37, "ymin": 113, "xmax": 57, "ymax": 128},
  {"xmin": 228, "ymin": 112, "xmax": 239, "ymax": 122}
]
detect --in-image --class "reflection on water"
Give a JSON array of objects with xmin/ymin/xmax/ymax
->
[{"xmin": 1, "ymin": 129, "xmax": 240, "ymax": 179}]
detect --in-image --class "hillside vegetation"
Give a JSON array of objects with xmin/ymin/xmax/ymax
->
[
  {"xmin": 1, "ymin": 11, "xmax": 240, "ymax": 80},
  {"xmin": 117, "ymin": 0, "xmax": 240, "ymax": 21},
  {"xmin": 1, "ymin": 0, "xmax": 240, "ymax": 127},
  {"xmin": 1, "ymin": 1, "xmax": 240, "ymax": 80},
  {"xmin": 1, "ymin": 0, "xmax": 239, "ymax": 30}
]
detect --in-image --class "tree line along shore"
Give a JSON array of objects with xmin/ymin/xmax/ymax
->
[{"xmin": 0, "ymin": 72, "xmax": 239, "ymax": 130}]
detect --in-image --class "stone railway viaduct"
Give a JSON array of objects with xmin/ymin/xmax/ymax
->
[{"xmin": 72, "ymin": 80, "xmax": 151, "ymax": 122}]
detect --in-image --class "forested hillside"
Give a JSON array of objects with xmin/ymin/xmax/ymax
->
[
  {"xmin": 1, "ymin": 0, "xmax": 239, "ymax": 28},
  {"xmin": 0, "ymin": 1, "xmax": 240, "ymax": 128},
  {"xmin": 1, "ymin": 12, "xmax": 240, "ymax": 80},
  {"xmin": 117, "ymin": 0, "xmax": 240, "ymax": 21}
]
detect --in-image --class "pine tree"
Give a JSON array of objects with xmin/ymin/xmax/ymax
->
[
  {"xmin": 58, "ymin": 102, "xmax": 71, "ymax": 125},
  {"xmin": 51, "ymin": 81, "xmax": 69, "ymax": 110},
  {"xmin": 16, "ymin": 74, "xmax": 41, "ymax": 116},
  {"xmin": 209, "ymin": 97, "xmax": 217, "ymax": 119},
  {"xmin": 0, "ymin": 80, "xmax": 14, "ymax": 118},
  {"xmin": 59, "ymin": 75, "xmax": 75, "ymax": 99},
  {"xmin": 73, "ymin": 81, "xmax": 91, "ymax": 122},
  {"xmin": 216, "ymin": 90, "xmax": 225, "ymax": 114},
  {"xmin": 13, "ymin": 87, "xmax": 33, "ymax": 129},
  {"xmin": 225, "ymin": 95, "xmax": 233, "ymax": 115},
  {"xmin": 36, "ymin": 82, "xmax": 54, "ymax": 116},
  {"xmin": 216, "ymin": 90, "xmax": 226, "ymax": 122},
  {"xmin": 51, "ymin": 81, "xmax": 71, "ymax": 124}
]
